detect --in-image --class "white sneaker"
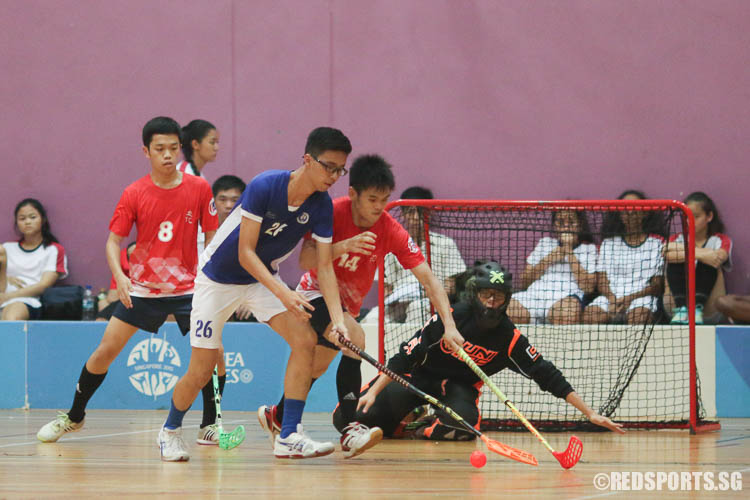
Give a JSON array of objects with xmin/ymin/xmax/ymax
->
[
  {"xmin": 340, "ymin": 422, "xmax": 383, "ymax": 458},
  {"xmin": 196, "ymin": 424, "xmax": 220, "ymax": 445},
  {"xmin": 37, "ymin": 412, "xmax": 84, "ymax": 442},
  {"xmin": 257, "ymin": 405, "xmax": 281, "ymax": 449},
  {"xmin": 159, "ymin": 427, "xmax": 190, "ymax": 462},
  {"xmin": 274, "ymin": 424, "xmax": 335, "ymax": 459}
]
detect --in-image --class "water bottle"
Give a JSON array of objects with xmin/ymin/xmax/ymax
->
[{"xmin": 82, "ymin": 285, "xmax": 96, "ymax": 321}]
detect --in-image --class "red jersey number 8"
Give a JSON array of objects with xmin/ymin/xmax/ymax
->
[{"xmin": 158, "ymin": 221, "xmax": 174, "ymax": 242}]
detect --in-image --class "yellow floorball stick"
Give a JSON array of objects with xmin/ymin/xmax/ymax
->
[{"xmin": 456, "ymin": 347, "xmax": 582, "ymax": 469}]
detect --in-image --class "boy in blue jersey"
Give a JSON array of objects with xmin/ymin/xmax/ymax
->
[{"xmin": 159, "ymin": 127, "xmax": 352, "ymax": 461}]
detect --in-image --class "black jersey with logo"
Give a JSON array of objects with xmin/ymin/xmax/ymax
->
[{"xmin": 387, "ymin": 301, "xmax": 573, "ymax": 400}]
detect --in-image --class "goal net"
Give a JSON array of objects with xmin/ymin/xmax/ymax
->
[{"xmin": 377, "ymin": 199, "xmax": 718, "ymax": 433}]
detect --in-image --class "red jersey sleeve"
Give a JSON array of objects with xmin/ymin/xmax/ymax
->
[
  {"xmin": 109, "ymin": 188, "xmax": 136, "ymax": 237},
  {"xmin": 199, "ymin": 179, "xmax": 219, "ymax": 232},
  {"xmin": 45, "ymin": 242, "xmax": 68, "ymax": 279},
  {"xmin": 714, "ymin": 233, "xmax": 732, "ymax": 253}
]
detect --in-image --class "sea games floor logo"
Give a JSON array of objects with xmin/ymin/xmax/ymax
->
[
  {"xmin": 126, "ymin": 338, "xmax": 182, "ymax": 398},
  {"xmin": 225, "ymin": 351, "xmax": 253, "ymax": 385}
]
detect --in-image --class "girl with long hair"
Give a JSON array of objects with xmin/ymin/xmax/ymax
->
[
  {"xmin": 664, "ymin": 191, "xmax": 731, "ymax": 324},
  {"xmin": 583, "ymin": 190, "xmax": 665, "ymax": 325},
  {"xmin": 0, "ymin": 198, "xmax": 68, "ymax": 320}
]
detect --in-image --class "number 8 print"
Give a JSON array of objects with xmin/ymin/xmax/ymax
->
[{"xmin": 158, "ymin": 221, "xmax": 174, "ymax": 242}]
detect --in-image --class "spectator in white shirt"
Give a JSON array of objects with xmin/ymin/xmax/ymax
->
[
  {"xmin": 583, "ymin": 190, "xmax": 665, "ymax": 325},
  {"xmin": 508, "ymin": 209, "xmax": 597, "ymax": 324},
  {"xmin": 0, "ymin": 198, "xmax": 68, "ymax": 320}
]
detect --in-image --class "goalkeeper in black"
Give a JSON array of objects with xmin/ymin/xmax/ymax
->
[{"xmin": 333, "ymin": 261, "xmax": 624, "ymax": 440}]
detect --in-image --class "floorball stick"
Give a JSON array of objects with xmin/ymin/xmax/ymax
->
[
  {"xmin": 213, "ymin": 367, "xmax": 246, "ymax": 450},
  {"xmin": 456, "ymin": 347, "xmax": 582, "ymax": 469}
]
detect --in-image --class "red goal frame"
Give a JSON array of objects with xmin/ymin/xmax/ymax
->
[{"xmin": 375, "ymin": 199, "xmax": 720, "ymax": 434}]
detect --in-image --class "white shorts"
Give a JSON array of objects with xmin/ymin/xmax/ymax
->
[
  {"xmin": 588, "ymin": 295, "xmax": 658, "ymax": 314},
  {"xmin": 513, "ymin": 290, "xmax": 583, "ymax": 324},
  {"xmin": 190, "ymin": 271, "xmax": 288, "ymax": 349}
]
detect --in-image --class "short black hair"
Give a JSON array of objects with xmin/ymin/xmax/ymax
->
[
  {"xmin": 142, "ymin": 116, "xmax": 181, "ymax": 147},
  {"xmin": 349, "ymin": 154, "xmax": 395, "ymax": 194},
  {"xmin": 400, "ymin": 186, "xmax": 433, "ymax": 200},
  {"xmin": 212, "ymin": 175, "xmax": 246, "ymax": 197},
  {"xmin": 304, "ymin": 127, "xmax": 352, "ymax": 157}
]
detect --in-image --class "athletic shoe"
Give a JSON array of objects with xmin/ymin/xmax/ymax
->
[
  {"xmin": 670, "ymin": 306, "xmax": 688, "ymax": 325},
  {"xmin": 695, "ymin": 304, "xmax": 704, "ymax": 325},
  {"xmin": 158, "ymin": 427, "xmax": 190, "ymax": 462},
  {"xmin": 274, "ymin": 424, "xmax": 335, "ymax": 459},
  {"xmin": 340, "ymin": 422, "xmax": 383, "ymax": 458},
  {"xmin": 37, "ymin": 412, "xmax": 84, "ymax": 442},
  {"xmin": 257, "ymin": 405, "xmax": 281, "ymax": 448},
  {"xmin": 196, "ymin": 423, "xmax": 220, "ymax": 445}
]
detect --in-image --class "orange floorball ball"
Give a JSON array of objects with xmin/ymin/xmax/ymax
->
[{"xmin": 470, "ymin": 450, "xmax": 487, "ymax": 468}]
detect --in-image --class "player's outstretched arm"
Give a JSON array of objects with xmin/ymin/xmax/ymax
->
[
  {"xmin": 298, "ymin": 231, "xmax": 377, "ymax": 271},
  {"xmin": 565, "ymin": 391, "xmax": 625, "ymax": 434},
  {"xmin": 238, "ymin": 217, "xmax": 312, "ymax": 321},
  {"xmin": 410, "ymin": 262, "xmax": 464, "ymax": 351},
  {"xmin": 106, "ymin": 232, "xmax": 133, "ymax": 308}
]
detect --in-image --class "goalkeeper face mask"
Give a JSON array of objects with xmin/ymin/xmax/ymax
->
[{"xmin": 464, "ymin": 261, "xmax": 513, "ymax": 329}]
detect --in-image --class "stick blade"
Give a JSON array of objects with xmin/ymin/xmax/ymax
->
[
  {"xmin": 219, "ymin": 425, "xmax": 246, "ymax": 450},
  {"xmin": 552, "ymin": 435, "xmax": 582, "ymax": 469},
  {"xmin": 482, "ymin": 435, "xmax": 538, "ymax": 466}
]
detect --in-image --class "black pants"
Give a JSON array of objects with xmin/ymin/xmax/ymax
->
[
  {"xmin": 667, "ymin": 262, "xmax": 718, "ymax": 308},
  {"xmin": 333, "ymin": 373, "xmax": 480, "ymax": 441}
]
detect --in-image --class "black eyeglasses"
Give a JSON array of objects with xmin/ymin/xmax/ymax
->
[
  {"xmin": 312, "ymin": 156, "xmax": 348, "ymax": 177},
  {"xmin": 478, "ymin": 289, "xmax": 506, "ymax": 303}
]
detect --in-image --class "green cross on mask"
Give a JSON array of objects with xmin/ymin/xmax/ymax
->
[{"xmin": 489, "ymin": 270, "xmax": 504, "ymax": 284}]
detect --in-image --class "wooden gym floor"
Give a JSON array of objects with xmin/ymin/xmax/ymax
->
[{"xmin": 0, "ymin": 410, "xmax": 748, "ymax": 499}]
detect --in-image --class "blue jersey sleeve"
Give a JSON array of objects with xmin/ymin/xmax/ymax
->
[
  {"xmin": 310, "ymin": 195, "xmax": 333, "ymax": 242},
  {"xmin": 241, "ymin": 174, "xmax": 271, "ymax": 222}
]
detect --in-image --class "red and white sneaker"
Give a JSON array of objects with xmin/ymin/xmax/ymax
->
[
  {"xmin": 340, "ymin": 422, "xmax": 383, "ymax": 458},
  {"xmin": 257, "ymin": 405, "xmax": 281, "ymax": 448}
]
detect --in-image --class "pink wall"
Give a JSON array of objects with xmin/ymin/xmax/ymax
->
[{"xmin": 1, "ymin": 0, "xmax": 748, "ymax": 293}]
